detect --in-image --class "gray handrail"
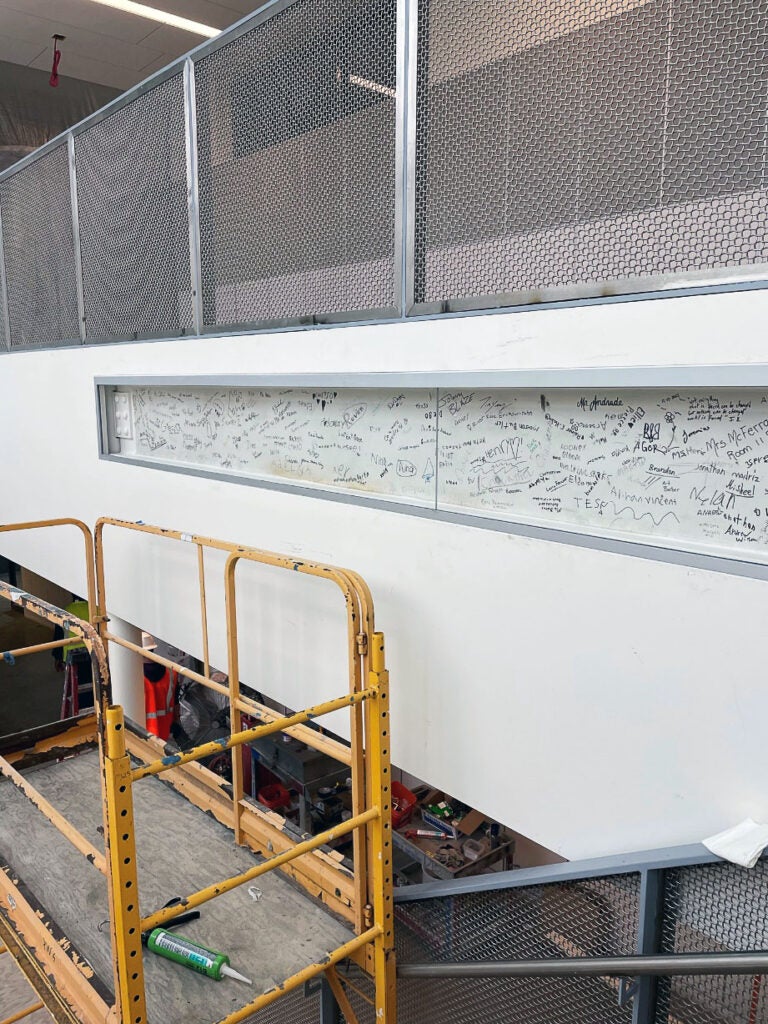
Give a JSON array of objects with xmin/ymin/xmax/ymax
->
[
  {"xmin": 393, "ymin": 842, "xmax": 729, "ymax": 903},
  {"xmin": 397, "ymin": 951, "xmax": 768, "ymax": 979}
]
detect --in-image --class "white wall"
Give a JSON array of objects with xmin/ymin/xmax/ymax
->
[{"xmin": 2, "ymin": 288, "xmax": 768, "ymax": 861}]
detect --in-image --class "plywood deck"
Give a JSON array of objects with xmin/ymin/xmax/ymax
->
[{"xmin": 0, "ymin": 749, "xmax": 353, "ymax": 1024}]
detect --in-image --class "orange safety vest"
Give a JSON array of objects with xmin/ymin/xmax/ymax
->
[{"xmin": 143, "ymin": 666, "xmax": 177, "ymax": 740}]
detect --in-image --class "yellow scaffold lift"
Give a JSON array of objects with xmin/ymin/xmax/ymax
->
[{"xmin": 0, "ymin": 518, "xmax": 396, "ymax": 1024}]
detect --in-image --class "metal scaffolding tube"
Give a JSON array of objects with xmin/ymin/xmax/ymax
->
[
  {"xmin": 131, "ymin": 688, "xmax": 371, "ymax": 782},
  {"xmin": 1, "ymin": 636, "xmax": 85, "ymax": 658},
  {"xmin": 212, "ymin": 927, "xmax": 381, "ymax": 1024},
  {"xmin": 0, "ymin": 1003, "xmax": 45, "ymax": 1024},
  {"xmin": 104, "ymin": 630, "xmax": 353, "ymax": 765},
  {"xmin": 139, "ymin": 805, "xmax": 379, "ymax": 932},
  {"xmin": 0, "ymin": 757, "xmax": 106, "ymax": 875}
]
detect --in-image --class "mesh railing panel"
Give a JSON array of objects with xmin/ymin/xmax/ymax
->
[
  {"xmin": 0, "ymin": 145, "xmax": 80, "ymax": 347},
  {"xmin": 395, "ymin": 875, "xmax": 641, "ymax": 1024},
  {"xmin": 242, "ymin": 984, "xmax": 320, "ymax": 1023},
  {"xmin": 194, "ymin": 0, "xmax": 397, "ymax": 329},
  {"xmin": 655, "ymin": 861, "xmax": 768, "ymax": 1024},
  {"xmin": 74, "ymin": 74, "xmax": 193, "ymax": 341},
  {"xmin": 413, "ymin": 0, "xmax": 768, "ymax": 308}
]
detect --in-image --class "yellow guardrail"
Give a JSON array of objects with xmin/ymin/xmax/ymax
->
[
  {"xmin": 94, "ymin": 518, "xmax": 395, "ymax": 1024},
  {"xmin": 0, "ymin": 517, "xmax": 396, "ymax": 1024}
]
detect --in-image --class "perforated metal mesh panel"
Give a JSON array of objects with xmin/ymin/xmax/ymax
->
[
  {"xmin": 194, "ymin": 0, "xmax": 397, "ymax": 329},
  {"xmin": 242, "ymin": 984, "xmax": 320, "ymax": 1024},
  {"xmin": 414, "ymin": 0, "xmax": 768, "ymax": 308},
  {"xmin": 395, "ymin": 875, "xmax": 641, "ymax": 1023},
  {"xmin": 655, "ymin": 862, "xmax": 768, "ymax": 1024},
  {"xmin": 0, "ymin": 145, "xmax": 80, "ymax": 347},
  {"xmin": 75, "ymin": 74, "xmax": 193, "ymax": 341},
  {"xmin": 336, "ymin": 963, "xmax": 377, "ymax": 1024}
]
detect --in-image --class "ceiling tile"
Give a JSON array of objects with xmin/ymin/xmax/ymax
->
[
  {"xmin": 133, "ymin": 22, "xmax": 210, "ymax": 58},
  {"xmin": 131, "ymin": 0, "xmax": 241, "ymax": 34},
  {"xmin": 0, "ymin": 0, "xmax": 161, "ymax": 45},
  {"xmin": 0, "ymin": 8, "xmax": 163, "ymax": 71},
  {"xmin": 133, "ymin": 52, "xmax": 180, "ymax": 78},
  {"xmin": 215, "ymin": 0, "xmax": 266, "ymax": 14},
  {"xmin": 28, "ymin": 47, "xmax": 139, "ymax": 90},
  {"xmin": 0, "ymin": 32, "xmax": 45, "ymax": 65}
]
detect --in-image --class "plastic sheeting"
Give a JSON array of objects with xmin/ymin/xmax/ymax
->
[{"xmin": 0, "ymin": 59, "xmax": 118, "ymax": 172}]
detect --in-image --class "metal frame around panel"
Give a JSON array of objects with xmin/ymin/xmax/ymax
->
[
  {"xmin": 410, "ymin": 265, "xmax": 768, "ymax": 316},
  {"xmin": 393, "ymin": 0, "xmax": 410, "ymax": 314},
  {"xmin": 95, "ymin": 375, "xmax": 768, "ymax": 583},
  {"xmin": 632, "ymin": 869, "xmax": 665, "ymax": 1024},
  {"xmin": 66, "ymin": 134, "xmax": 86, "ymax": 343},
  {"xmin": 403, "ymin": 0, "xmax": 419, "ymax": 313},
  {"xmin": 0, "ymin": 202, "xmax": 11, "ymax": 351},
  {"xmin": 401, "ymin": 0, "xmax": 768, "ymax": 315},
  {"xmin": 392, "ymin": 841, "xmax": 751, "ymax": 901},
  {"xmin": 192, "ymin": 0, "xmax": 403, "ymax": 332},
  {"xmin": 94, "ymin": 365, "xmax": 768, "ymax": 390},
  {"xmin": 0, "ymin": 0, "xmax": 763, "ymax": 345},
  {"xmin": 183, "ymin": 58, "xmax": 203, "ymax": 335}
]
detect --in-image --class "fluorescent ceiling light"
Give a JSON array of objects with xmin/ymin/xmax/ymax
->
[{"xmin": 83, "ymin": 0, "xmax": 220, "ymax": 37}]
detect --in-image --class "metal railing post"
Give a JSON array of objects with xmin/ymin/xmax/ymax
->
[
  {"xmin": 402, "ymin": 0, "xmax": 418, "ymax": 314},
  {"xmin": 633, "ymin": 869, "xmax": 665, "ymax": 1024},
  {"xmin": 183, "ymin": 57, "xmax": 203, "ymax": 335},
  {"xmin": 320, "ymin": 977, "xmax": 342, "ymax": 1024},
  {"xmin": 0, "ymin": 201, "xmax": 11, "ymax": 350},
  {"xmin": 67, "ymin": 133, "xmax": 86, "ymax": 343},
  {"xmin": 102, "ymin": 706, "xmax": 147, "ymax": 1023},
  {"xmin": 366, "ymin": 632, "xmax": 397, "ymax": 1023}
]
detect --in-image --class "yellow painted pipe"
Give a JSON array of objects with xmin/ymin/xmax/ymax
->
[
  {"xmin": 211, "ymin": 927, "xmax": 381, "ymax": 1024},
  {"xmin": 1, "ymin": 637, "xmax": 88, "ymax": 658},
  {"xmin": 0, "ymin": 757, "xmax": 106, "ymax": 875},
  {"xmin": 106, "ymin": 631, "xmax": 353, "ymax": 765},
  {"xmin": 131, "ymin": 688, "xmax": 372, "ymax": 783},
  {"xmin": 0, "ymin": 1003, "xmax": 45, "ymax": 1024},
  {"xmin": 139, "ymin": 806, "xmax": 379, "ymax": 932}
]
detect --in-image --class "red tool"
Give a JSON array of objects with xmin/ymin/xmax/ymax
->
[{"xmin": 405, "ymin": 829, "xmax": 445, "ymax": 839}]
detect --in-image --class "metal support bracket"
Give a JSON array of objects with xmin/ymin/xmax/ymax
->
[{"xmin": 618, "ymin": 977, "xmax": 640, "ymax": 1007}]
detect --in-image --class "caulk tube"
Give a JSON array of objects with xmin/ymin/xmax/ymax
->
[{"xmin": 146, "ymin": 928, "xmax": 252, "ymax": 984}]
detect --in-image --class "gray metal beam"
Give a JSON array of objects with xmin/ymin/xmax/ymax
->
[
  {"xmin": 319, "ymin": 977, "xmax": 341, "ymax": 1024},
  {"xmin": 632, "ymin": 870, "xmax": 665, "ymax": 1024},
  {"xmin": 393, "ymin": 843, "xmax": 730, "ymax": 903},
  {"xmin": 93, "ymin": 364, "xmax": 768, "ymax": 389}
]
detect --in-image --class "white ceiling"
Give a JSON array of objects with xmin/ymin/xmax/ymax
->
[{"xmin": 0, "ymin": 0, "xmax": 264, "ymax": 91}]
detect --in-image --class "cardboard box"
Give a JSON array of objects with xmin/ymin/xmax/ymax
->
[{"xmin": 420, "ymin": 806, "xmax": 460, "ymax": 839}]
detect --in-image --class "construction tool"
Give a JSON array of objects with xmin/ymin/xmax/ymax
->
[
  {"xmin": 141, "ymin": 908, "xmax": 252, "ymax": 984},
  {"xmin": 405, "ymin": 829, "xmax": 445, "ymax": 840}
]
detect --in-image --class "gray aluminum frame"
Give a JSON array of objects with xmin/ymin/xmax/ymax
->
[
  {"xmin": 67, "ymin": 133, "xmax": 86, "ymax": 344},
  {"xmin": 95, "ymin": 374, "xmax": 768, "ymax": 583},
  {"xmin": 0, "ymin": 0, "xmax": 765, "ymax": 348},
  {"xmin": 183, "ymin": 58, "xmax": 204, "ymax": 336},
  {"xmin": 0, "ymin": 201, "xmax": 11, "ymax": 352}
]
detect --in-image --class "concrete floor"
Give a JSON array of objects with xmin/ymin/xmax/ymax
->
[
  {"xmin": 0, "ymin": 952, "xmax": 54, "ymax": 1023},
  {"xmin": 0, "ymin": 749, "xmax": 353, "ymax": 1024},
  {"xmin": 0, "ymin": 597, "xmax": 63, "ymax": 735}
]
